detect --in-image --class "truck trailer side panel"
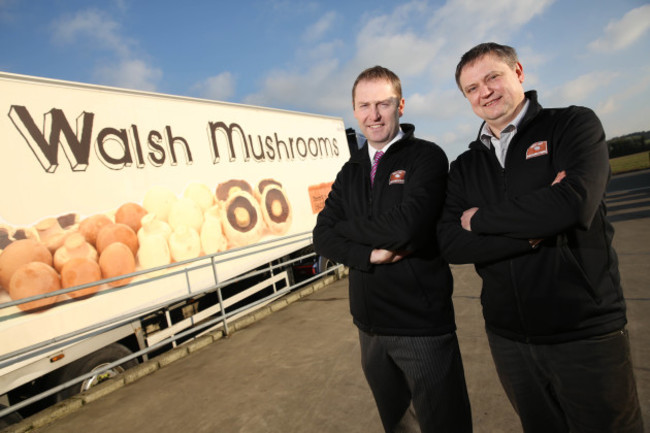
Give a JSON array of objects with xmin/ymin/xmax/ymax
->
[{"xmin": 0, "ymin": 72, "xmax": 349, "ymax": 398}]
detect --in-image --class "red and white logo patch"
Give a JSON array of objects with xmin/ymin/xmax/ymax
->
[
  {"xmin": 389, "ymin": 170, "xmax": 406, "ymax": 185},
  {"xmin": 526, "ymin": 141, "xmax": 548, "ymax": 159}
]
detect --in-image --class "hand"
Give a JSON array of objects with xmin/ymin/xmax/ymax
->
[
  {"xmin": 461, "ymin": 207, "xmax": 479, "ymax": 232},
  {"xmin": 552, "ymin": 170, "xmax": 566, "ymax": 185},
  {"xmin": 370, "ymin": 249, "xmax": 409, "ymax": 264},
  {"xmin": 529, "ymin": 238, "xmax": 543, "ymax": 249}
]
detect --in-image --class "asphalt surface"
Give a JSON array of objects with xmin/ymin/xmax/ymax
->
[{"xmin": 4, "ymin": 174, "xmax": 649, "ymax": 433}]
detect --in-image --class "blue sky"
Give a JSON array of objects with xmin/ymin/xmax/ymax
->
[{"xmin": 1, "ymin": 0, "xmax": 649, "ymax": 161}]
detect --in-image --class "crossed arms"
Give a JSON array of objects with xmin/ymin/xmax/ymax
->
[
  {"xmin": 313, "ymin": 145, "xmax": 448, "ymax": 270},
  {"xmin": 438, "ymin": 107, "xmax": 609, "ymax": 265}
]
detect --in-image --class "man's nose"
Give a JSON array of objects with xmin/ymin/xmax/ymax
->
[{"xmin": 479, "ymin": 84, "xmax": 493, "ymax": 98}]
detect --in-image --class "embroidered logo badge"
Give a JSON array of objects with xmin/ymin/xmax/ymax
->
[
  {"xmin": 389, "ymin": 170, "xmax": 406, "ymax": 185},
  {"xmin": 526, "ymin": 141, "xmax": 548, "ymax": 159}
]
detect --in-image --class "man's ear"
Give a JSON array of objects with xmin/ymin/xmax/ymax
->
[{"xmin": 515, "ymin": 61, "xmax": 524, "ymax": 84}]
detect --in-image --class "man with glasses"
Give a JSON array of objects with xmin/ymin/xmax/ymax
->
[{"xmin": 438, "ymin": 42, "xmax": 643, "ymax": 433}]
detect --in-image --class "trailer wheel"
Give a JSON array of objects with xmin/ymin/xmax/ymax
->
[
  {"xmin": 49, "ymin": 343, "xmax": 138, "ymax": 402},
  {"xmin": 317, "ymin": 256, "xmax": 336, "ymax": 274}
]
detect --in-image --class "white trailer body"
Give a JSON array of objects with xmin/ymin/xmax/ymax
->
[{"xmin": 0, "ymin": 71, "xmax": 348, "ymax": 419}]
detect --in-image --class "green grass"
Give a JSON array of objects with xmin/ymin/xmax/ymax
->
[{"xmin": 610, "ymin": 151, "xmax": 650, "ymax": 175}]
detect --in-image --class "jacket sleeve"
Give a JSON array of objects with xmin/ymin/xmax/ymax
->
[
  {"xmin": 437, "ymin": 157, "xmax": 532, "ymax": 265},
  {"xmin": 471, "ymin": 107, "xmax": 609, "ymax": 239},
  {"xmin": 333, "ymin": 144, "xmax": 447, "ymax": 253},
  {"xmin": 312, "ymin": 165, "xmax": 374, "ymax": 271}
]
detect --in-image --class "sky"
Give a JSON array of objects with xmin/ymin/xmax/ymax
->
[{"xmin": 1, "ymin": 0, "xmax": 649, "ymax": 162}]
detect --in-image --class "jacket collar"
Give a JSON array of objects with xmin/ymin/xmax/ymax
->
[
  {"xmin": 469, "ymin": 90, "xmax": 542, "ymax": 151},
  {"xmin": 351, "ymin": 123, "xmax": 416, "ymax": 164}
]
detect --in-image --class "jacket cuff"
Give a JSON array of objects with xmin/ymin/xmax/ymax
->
[{"xmin": 346, "ymin": 244, "xmax": 373, "ymax": 271}]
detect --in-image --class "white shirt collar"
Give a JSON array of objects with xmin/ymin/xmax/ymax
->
[
  {"xmin": 480, "ymin": 98, "xmax": 530, "ymax": 146},
  {"xmin": 479, "ymin": 99, "xmax": 529, "ymax": 168},
  {"xmin": 369, "ymin": 128, "xmax": 404, "ymax": 163}
]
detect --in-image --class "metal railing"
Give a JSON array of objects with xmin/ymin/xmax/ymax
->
[{"xmin": 0, "ymin": 232, "xmax": 341, "ymax": 420}]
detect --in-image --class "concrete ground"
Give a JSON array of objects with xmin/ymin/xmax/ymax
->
[{"xmin": 4, "ymin": 185, "xmax": 649, "ymax": 433}]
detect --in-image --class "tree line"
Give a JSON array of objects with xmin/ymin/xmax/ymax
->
[{"xmin": 608, "ymin": 130, "xmax": 650, "ymax": 158}]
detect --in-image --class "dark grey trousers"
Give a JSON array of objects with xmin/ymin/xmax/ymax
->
[
  {"xmin": 487, "ymin": 329, "xmax": 644, "ymax": 433},
  {"xmin": 358, "ymin": 330, "xmax": 472, "ymax": 433}
]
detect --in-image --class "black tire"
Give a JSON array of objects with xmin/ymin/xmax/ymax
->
[
  {"xmin": 49, "ymin": 343, "xmax": 138, "ymax": 403},
  {"xmin": 317, "ymin": 256, "xmax": 336, "ymax": 274}
]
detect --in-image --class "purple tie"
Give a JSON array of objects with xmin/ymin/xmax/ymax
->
[{"xmin": 370, "ymin": 150, "xmax": 384, "ymax": 187}]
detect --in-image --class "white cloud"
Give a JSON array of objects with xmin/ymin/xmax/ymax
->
[
  {"xmin": 429, "ymin": 0, "xmax": 556, "ymax": 50},
  {"xmin": 243, "ymin": 37, "xmax": 355, "ymax": 114},
  {"xmin": 238, "ymin": 0, "xmax": 568, "ymax": 163},
  {"xmin": 432, "ymin": 0, "xmax": 553, "ymax": 31},
  {"xmin": 554, "ymin": 71, "xmax": 619, "ymax": 103},
  {"xmin": 94, "ymin": 59, "xmax": 162, "ymax": 92},
  {"xmin": 191, "ymin": 73, "xmax": 236, "ymax": 101},
  {"xmin": 543, "ymin": 66, "xmax": 650, "ymax": 140},
  {"xmin": 597, "ymin": 98, "xmax": 617, "ymax": 116},
  {"xmin": 407, "ymin": 88, "xmax": 467, "ymax": 120},
  {"xmin": 242, "ymin": 0, "xmax": 556, "ymax": 124},
  {"xmin": 354, "ymin": 2, "xmax": 442, "ymax": 77},
  {"xmin": 51, "ymin": 9, "xmax": 132, "ymax": 58},
  {"xmin": 303, "ymin": 11, "xmax": 337, "ymax": 42},
  {"xmin": 589, "ymin": 4, "xmax": 650, "ymax": 52},
  {"xmin": 599, "ymin": 84, "xmax": 650, "ymax": 138},
  {"xmin": 50, "ymin": 8, "xmax": 160, "ymax": 91},
  {"xmin": 596, "ymin": 68, "xmax": 650, "ymax": 116},
  {"xmin": 243, "ymin": 2, "xmax": 442, "ymax": 114},
  {"xmin": 244, "ymin": 55, "xmax": 349, "ymax": 113}
]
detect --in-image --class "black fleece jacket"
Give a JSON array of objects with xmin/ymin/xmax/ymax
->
[
  {"xmin": 313, "ymin": 124, "xmax": 456, "ymax": 336},
  {"xmin": 438, "ymin": 91, "xmax": 627, "ymax": 344}
]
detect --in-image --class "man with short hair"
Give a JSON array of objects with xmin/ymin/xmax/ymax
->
[
  {"xmin": 438, "ymin": 42, "xmax": 643, "ymax": 433},
  {"xmin": 313, "ymin": 65, "xmax": 472, "ymax": 433}
]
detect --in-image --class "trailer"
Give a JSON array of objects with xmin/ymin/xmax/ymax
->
[{"xmin": 0, "ymin": 71, "xmax": 350, "ymax": 425}]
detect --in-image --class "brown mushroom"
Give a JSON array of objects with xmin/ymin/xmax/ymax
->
[
  {"xmin": 99, "ymin": 242, "xmax": 136, "ymax": 288},
  {"xmin": 0, "ymin": 239, "xmax": 53, "ymax": 291},
  {"xmin": 96, "ymin": 223, "xmax": 139, "ymax": 256},
  {"xmin": 9, "ymin": 262, "xmax": 61, "ymax": 313},
  {"xmin": 220, "ymin": 191, "xmax": 264, "ymax": 247},
  {"xmin": 79, "ymin": 214, "xmax": 113, "ymax": 246},
  {"xmin": 61, "ymin": 257, "xmax": 102, "ymax": 299},
  {"xmin": 35, "ymin": 217, "xmax": 66, "ymax": 253},
  {"xmin": 255, "ymin": 178, "xmax": 283, "ymax": 200},
  {"xmin": 53, "ymin": 232, "xmax": 98, "ymax": 272},
  {"xmin": 215, "ymin": 179, "xmax": 252, "ymax": 202},
  {"xmin": 115, "ymin": 202, "xmax": 148, "ymax": 233},
  {"xmin": 260, "ymin": 184, "xmax": 292, "ymax": 236}
]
